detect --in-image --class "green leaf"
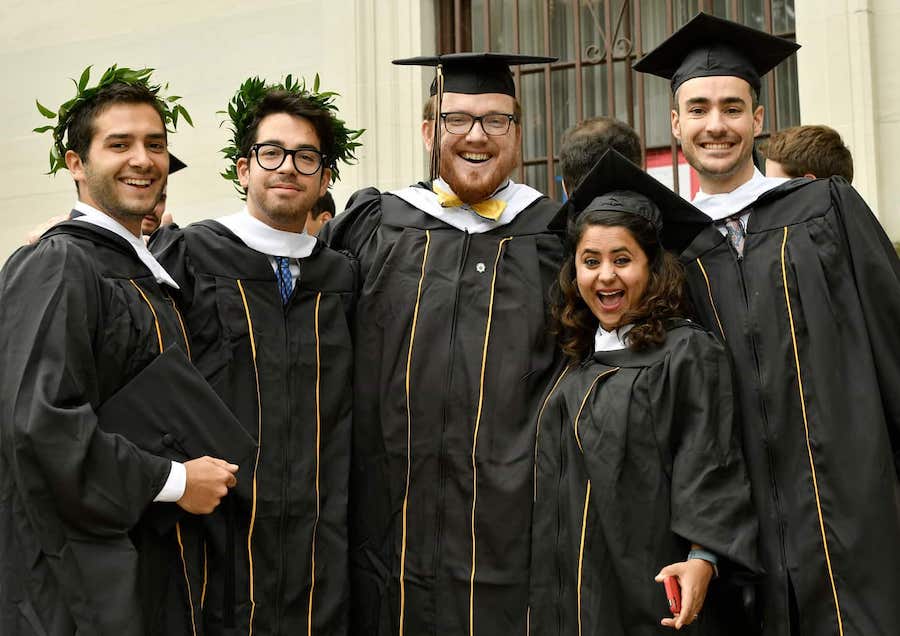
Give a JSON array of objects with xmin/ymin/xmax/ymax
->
[
  {"xmin": 33, "ymin": 125, "xmax": 54, "ymax": 133},
  {"xmin": 77, "ymin": 66, "xmax": 92, "ymax": 91},
  {"xmin": 177, "ymin": 105, "xmax": 193, "ymax": 126},
  {"xmin": 36, "ymin": 100, "xmax": 56, "ymax": 118}
]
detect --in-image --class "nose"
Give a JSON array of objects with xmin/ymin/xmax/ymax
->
[
  {"xmin": 705, "ymin": 110, "xmax": 727, "ymax": 137},
  {"xmin": 276, "ymin": 152, "xmax": 298, "ymax": 174},
  {"xmin": 129, "ymin": 145, "xmax": 153, "ymax": 170},
  {"xmin": 465, "ymin": 118, "xmax": 489, "ymax": 143},
  {"xmin": 597, "ymin": 261, "xmax": 617, "ymax": 285}
]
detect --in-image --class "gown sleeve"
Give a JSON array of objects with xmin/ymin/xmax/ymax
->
[
  {"xmin": 319, "ymin": 187, "xmax": 388, "ymax": 278},
  {"xmin": 830, "ymin": 178, "xmax": 900, "ymax": 475},
  {"xmin": 666, "ymin": 329, "xmax": 761, "ymax": 575},
  {"xmin": 0, "ymin": 239, "xmax": 171, "ymax": 546},
  {"xmin": 149, "ymin": 223, "xmax": 196, "ymax": 309}
]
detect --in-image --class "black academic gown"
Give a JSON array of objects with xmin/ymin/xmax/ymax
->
[
  {"xmin": 0, "ymin": 220, "xmax": 212, "ymax": 636},
  {"xmin": 322, "ymin": 184, "xmax": 564, "ymax": 636},
  {"xmin": 678, "ymin": 178, "xmax": 900, "ymax": 636},
  {"xmin": 530, "ymin": 322, "xmax": 760, "ymax": 636},
  {"xmin": 151, "ymin": 220, "xmax": 356, "ymax": 636}
]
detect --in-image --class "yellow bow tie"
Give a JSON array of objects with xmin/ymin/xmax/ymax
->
[{"xmin": 433, "ymin": 184, "xmax": 507, "ymax": 221}]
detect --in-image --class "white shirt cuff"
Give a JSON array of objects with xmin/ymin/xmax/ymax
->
[{"xmin": 154, "ymin": 461, "xmax": 186, "ymax": 502}]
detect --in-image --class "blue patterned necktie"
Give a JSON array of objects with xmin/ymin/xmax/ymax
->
[
  {"xmin": 723, "ymin": 215, "xmax": 746, "ymax": 258},
  {"xmin": 275, "ymin": 256, "xmax": 293, "ymax": 304}
]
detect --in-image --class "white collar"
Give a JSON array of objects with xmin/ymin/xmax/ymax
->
[
  {"xmin": 71, "ymin": 201, "xmax": 179, "ymax": 289},
  {"xmin": 594, "ymin": 323, "xmax": 634, "ymax": 352},
  {"xmin": 216, "ymin": 207, "xmax": 317, "ymax": 258},
  {"xmin": 692, "ymin": 168, "xmax": 788, "ymax": 221},
  {"xmin": 390, "ymin": 178, "xmax": 544, "ymax": 233}
]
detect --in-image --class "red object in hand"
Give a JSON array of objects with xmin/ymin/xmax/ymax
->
[{"xmin": 664, "ymin": 576, "xmax": 681, "ymax": 615}]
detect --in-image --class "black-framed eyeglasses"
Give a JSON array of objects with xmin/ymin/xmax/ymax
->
[
  {"xmin": 251, "ymin": 143, "xmax": 325, "ymax": 175},
  {"xmin": 440, "ymin": 112, "xmax": 518, "ymax": 136}
]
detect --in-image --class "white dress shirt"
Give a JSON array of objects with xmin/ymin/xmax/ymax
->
[
  {"xmin": 216, "ymin": 207, "xmax": 318, "ymax": 290},
  {"xmin": 692, "ymin": 169, "xmax": 788, "ymax": 236},
  {"xmin": 390, "ymin": 178, "xmax": 545, "ymax": 233},
  {"xmin": 594, "ymin": 324, "xmax": 635, "ymax": 352}
]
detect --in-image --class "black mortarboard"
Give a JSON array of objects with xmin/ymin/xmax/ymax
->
[
  {"xmin": 393, "ymin": 52, "xmax": 556, "ymax": 96},
  {"xmin": 97, "ymin": 346, "xmax": 257, "ymax": 500},
  {"xmin": 551, "ymin": 148, "xmax": 711, "ymax": 253},
  {"xmin": 632, "ymin": 12, "xmax": 800, "ymax": 94},
  {"xmin": 168, "ymin": 153, "xmax": 187, "ymax": 174},
  {"xmin": 393, "ymin": 52, "xmax": 556, "ymax": 179}
]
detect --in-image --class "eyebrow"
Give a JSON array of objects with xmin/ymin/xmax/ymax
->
[
  {"xmin": 684, "ymin": 96, "xmax": 747, "ymax": 107},
  {"xmin": 580, "ymin": 246, "xmax": 631, "ymax": 255},
  {"xmin": 103, "ymin": 132, "xmax": 166, "ymax": 141},
  {"xmin": 258, "ymin": 140, "xmax": 320, "ymax": 148}
]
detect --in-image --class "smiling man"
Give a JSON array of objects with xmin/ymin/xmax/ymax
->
[
  {"xmin": 635, "ymin": 13, "xmax": 900, "ymax": 636},
  {"xmin": 150, "ymin": 82, "xmax": 360, "ymax": 635},
  {"xmin": 321, "ymin": 52, "xmax": 564, "ymax": 636},
  {"xmin": 0, "ymin": 71, "xmax": 247, "ymax": 636}
]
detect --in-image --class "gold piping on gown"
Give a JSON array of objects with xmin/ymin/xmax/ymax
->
[{"xmin": 308, "ymin": 292, "xmax": 323, "ymax": 636}]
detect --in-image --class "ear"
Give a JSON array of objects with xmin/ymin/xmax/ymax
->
[
  {"xmin": 752, "ymin": 104, "xmax": 764, "ymax": 137},
  {"xmin": 322, "ymin": 211, "xmax": 333, "ymax": 223},
  {"xmin": 671, "ymin": 108, "xmax": 682, "ymax": 141},
  {"xmin": 803, "ymin": 172, "xmax": 817, "ymax": 179},
  {"xmin": 65, "ymin": 150, "xmax": 86, "ymax": 182},
  {"xmin": 318, "ymin": 169, "xmax": 332, "ymax": 197},
  {"xmin": 237, "ymin": 157, "xmax": 250, "ymax": 189},
  {"xmin": 421, "ymin": 119, "xmax": 434, "ymax": 153}
]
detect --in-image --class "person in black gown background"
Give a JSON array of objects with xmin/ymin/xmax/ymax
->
[{"xmin": 530, "ymin": 149, "xmax": 760, "ymax": 635}]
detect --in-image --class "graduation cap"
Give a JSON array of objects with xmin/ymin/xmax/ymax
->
[
  {"xmin": 168, "ymin": 152, "xmax": 187, "ymax": 174},
  {"xmin": 97, "ymin": 346, "xmax": 257, "ymax": 501},
  {"xmin": 393, "ymin": 52, "xmax": 556, "ymax": 179},
  {"xmin": 551, "ymin": 148, "xmax": 711, "ymax": 253},
  {"xmin": 632, "ymin": 12, "xmax": 800, "ymax": 94}
]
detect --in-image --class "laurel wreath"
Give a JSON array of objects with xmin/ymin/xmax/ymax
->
[
  {"xmin": 34, "ymin": 65, "xmax": 192, "ymax": 175},
  {"xmin": 218, "ymin": 74, "xmax": 364, "ymax": 194}
]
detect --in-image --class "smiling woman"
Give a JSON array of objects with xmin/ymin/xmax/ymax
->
[{"xmin": 530, "ymin": 149, "xmax": 761, "ymax": 636}]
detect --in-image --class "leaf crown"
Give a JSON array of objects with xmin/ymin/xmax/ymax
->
[
  {"xmin": 219, "ymin": 74, "xmax": 364, "ymax": 194},
  {"xmin": 34, "ymin": 65, "xmax": 192, "ymax": 176}
]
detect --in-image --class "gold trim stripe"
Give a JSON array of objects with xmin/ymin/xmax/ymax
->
[
  {"xmin": 201, "ymin": 542, "xmax": 208, "ymax": 610},
  {"xmin": 168, "ymin": 294, "xmax": 192, "ymax": 359},
  {"xmin": 695, "ymin": 258, "xmax": 726, "ymax": 341},
  {"xmin": 533, "ymin": 366, "xmax": 571, "ymax": 502},
  {"xmin": 779, "ymin": 227, "xmax": 844, "ymax": 635},
  {"xmin": 399, "ymin": 230, "xmax": 431, "ymax": 636},
  {"xmin": 237, "ymin": 280, "xmax": 263, "ymax": 636},
  {"xmin": 129, "ymin": 279, "xmax": 163, "ymax": 353},
  {"xmin": 573, "ymin": 368, "xmax": 619, "ymax": 452},
  {"xmin": 469, "ymin": 236, "xmax": 513, "ymax": 636},
  {"xmin": 175, "ymin": 522, "xmax": 198, "ymax": 636},
  {"xmin": 308, "ymin": 292, "xmax": 323, "ymax": 636},
  {"xmin": 576, "ymin": 481, "xmax": 591, "ymax": 636}
]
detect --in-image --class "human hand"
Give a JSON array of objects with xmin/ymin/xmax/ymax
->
[
  {"xmin": 25, "ymin": 214, "xmax": 69, "ymax": 245},
  {"xmin": 177, "ymin": 456, "xmax": 238, "ymax": 514},
  {"xmin": 655, "ymin": 558, "xmax": 714, "ymax": 630}
]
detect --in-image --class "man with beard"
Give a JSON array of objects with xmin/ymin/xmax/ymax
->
[
  {"xmin": 634, "ymin": 13, "xmax": 900, "ymax": 636},
  {"xmin": 320, "ymin": 52, "xmax": 566, "ymax": 636},
  {"xmin": 1, "ymin": 71, "xmax": 248, "ymax": 635},
  {"xmin": 150, "ymin": 80, "xmax": 361, "ymax": 635}
]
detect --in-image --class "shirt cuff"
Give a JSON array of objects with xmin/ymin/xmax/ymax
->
[{"xmin": 154, "ymin": 461, "xmax": 186, "ymax": 502}]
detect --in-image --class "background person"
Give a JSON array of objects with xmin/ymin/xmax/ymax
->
[
  {"xmin": 760, "ymin": 124, "xmax": 853, "ymax": 181},
  {"xmin": 305, "ymin": 190, "xmax": 335, "ymax": 235}
]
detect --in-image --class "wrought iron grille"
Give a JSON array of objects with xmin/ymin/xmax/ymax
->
[{"xmin": 437, "ymin": 0, "xmax": 799, "ymax": 200}]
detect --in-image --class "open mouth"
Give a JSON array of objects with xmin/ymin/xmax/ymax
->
[
  {"xmin": 700, "ymin": 142, "xmax": 734, "ymax": 151},
  {"xmin": 460, "ymin": 152, "xmax": 492, "ymax": 164},
  {"xmin": 597, "ymin": 290, "xmax": 625, "ymax": 308},
  {"xmin": 121, "ymin": 177, "xmax": 153, "ymax": 189}
]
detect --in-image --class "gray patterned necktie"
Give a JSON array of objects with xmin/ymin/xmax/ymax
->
[{"xmin": 723, "ymin": 215, "xmax": 746, "ymax": 258}]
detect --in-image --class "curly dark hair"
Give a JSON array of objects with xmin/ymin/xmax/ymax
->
[{"xmin": 550, "ymin": 209, "xmax": 690, "ymax": 360}]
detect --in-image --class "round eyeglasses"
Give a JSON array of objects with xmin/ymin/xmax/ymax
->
[
  {"xmin": 440, "ymin": 112, "xmax": 518, "ymax": 136},
  {"xmin": 251, "ymin": 143, "xmax": 325, "ymax": 175}
]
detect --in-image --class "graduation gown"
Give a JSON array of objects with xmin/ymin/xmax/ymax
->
[
  {"xmin": 151, "ymin": 220, "xmax": 356, "ymax": 636},
  {"xmin": 529, "ymin": 322, "xmax": 760, "ymax": 636},
  {"xmin": 678, "ymin": 177, "xmax": 900, "ymax": 636},
  {"xmin": 0, "ymin": 220, "xmax": 215, "ymax": 636},
  {"xmin": 322, "ymin": 185, "xmax": 564, "ymax": 636}
]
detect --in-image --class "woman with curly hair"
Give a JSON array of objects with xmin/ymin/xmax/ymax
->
[{"xmin": 529, "ymin": 149, "xmax": 760, "ymax": 635}]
